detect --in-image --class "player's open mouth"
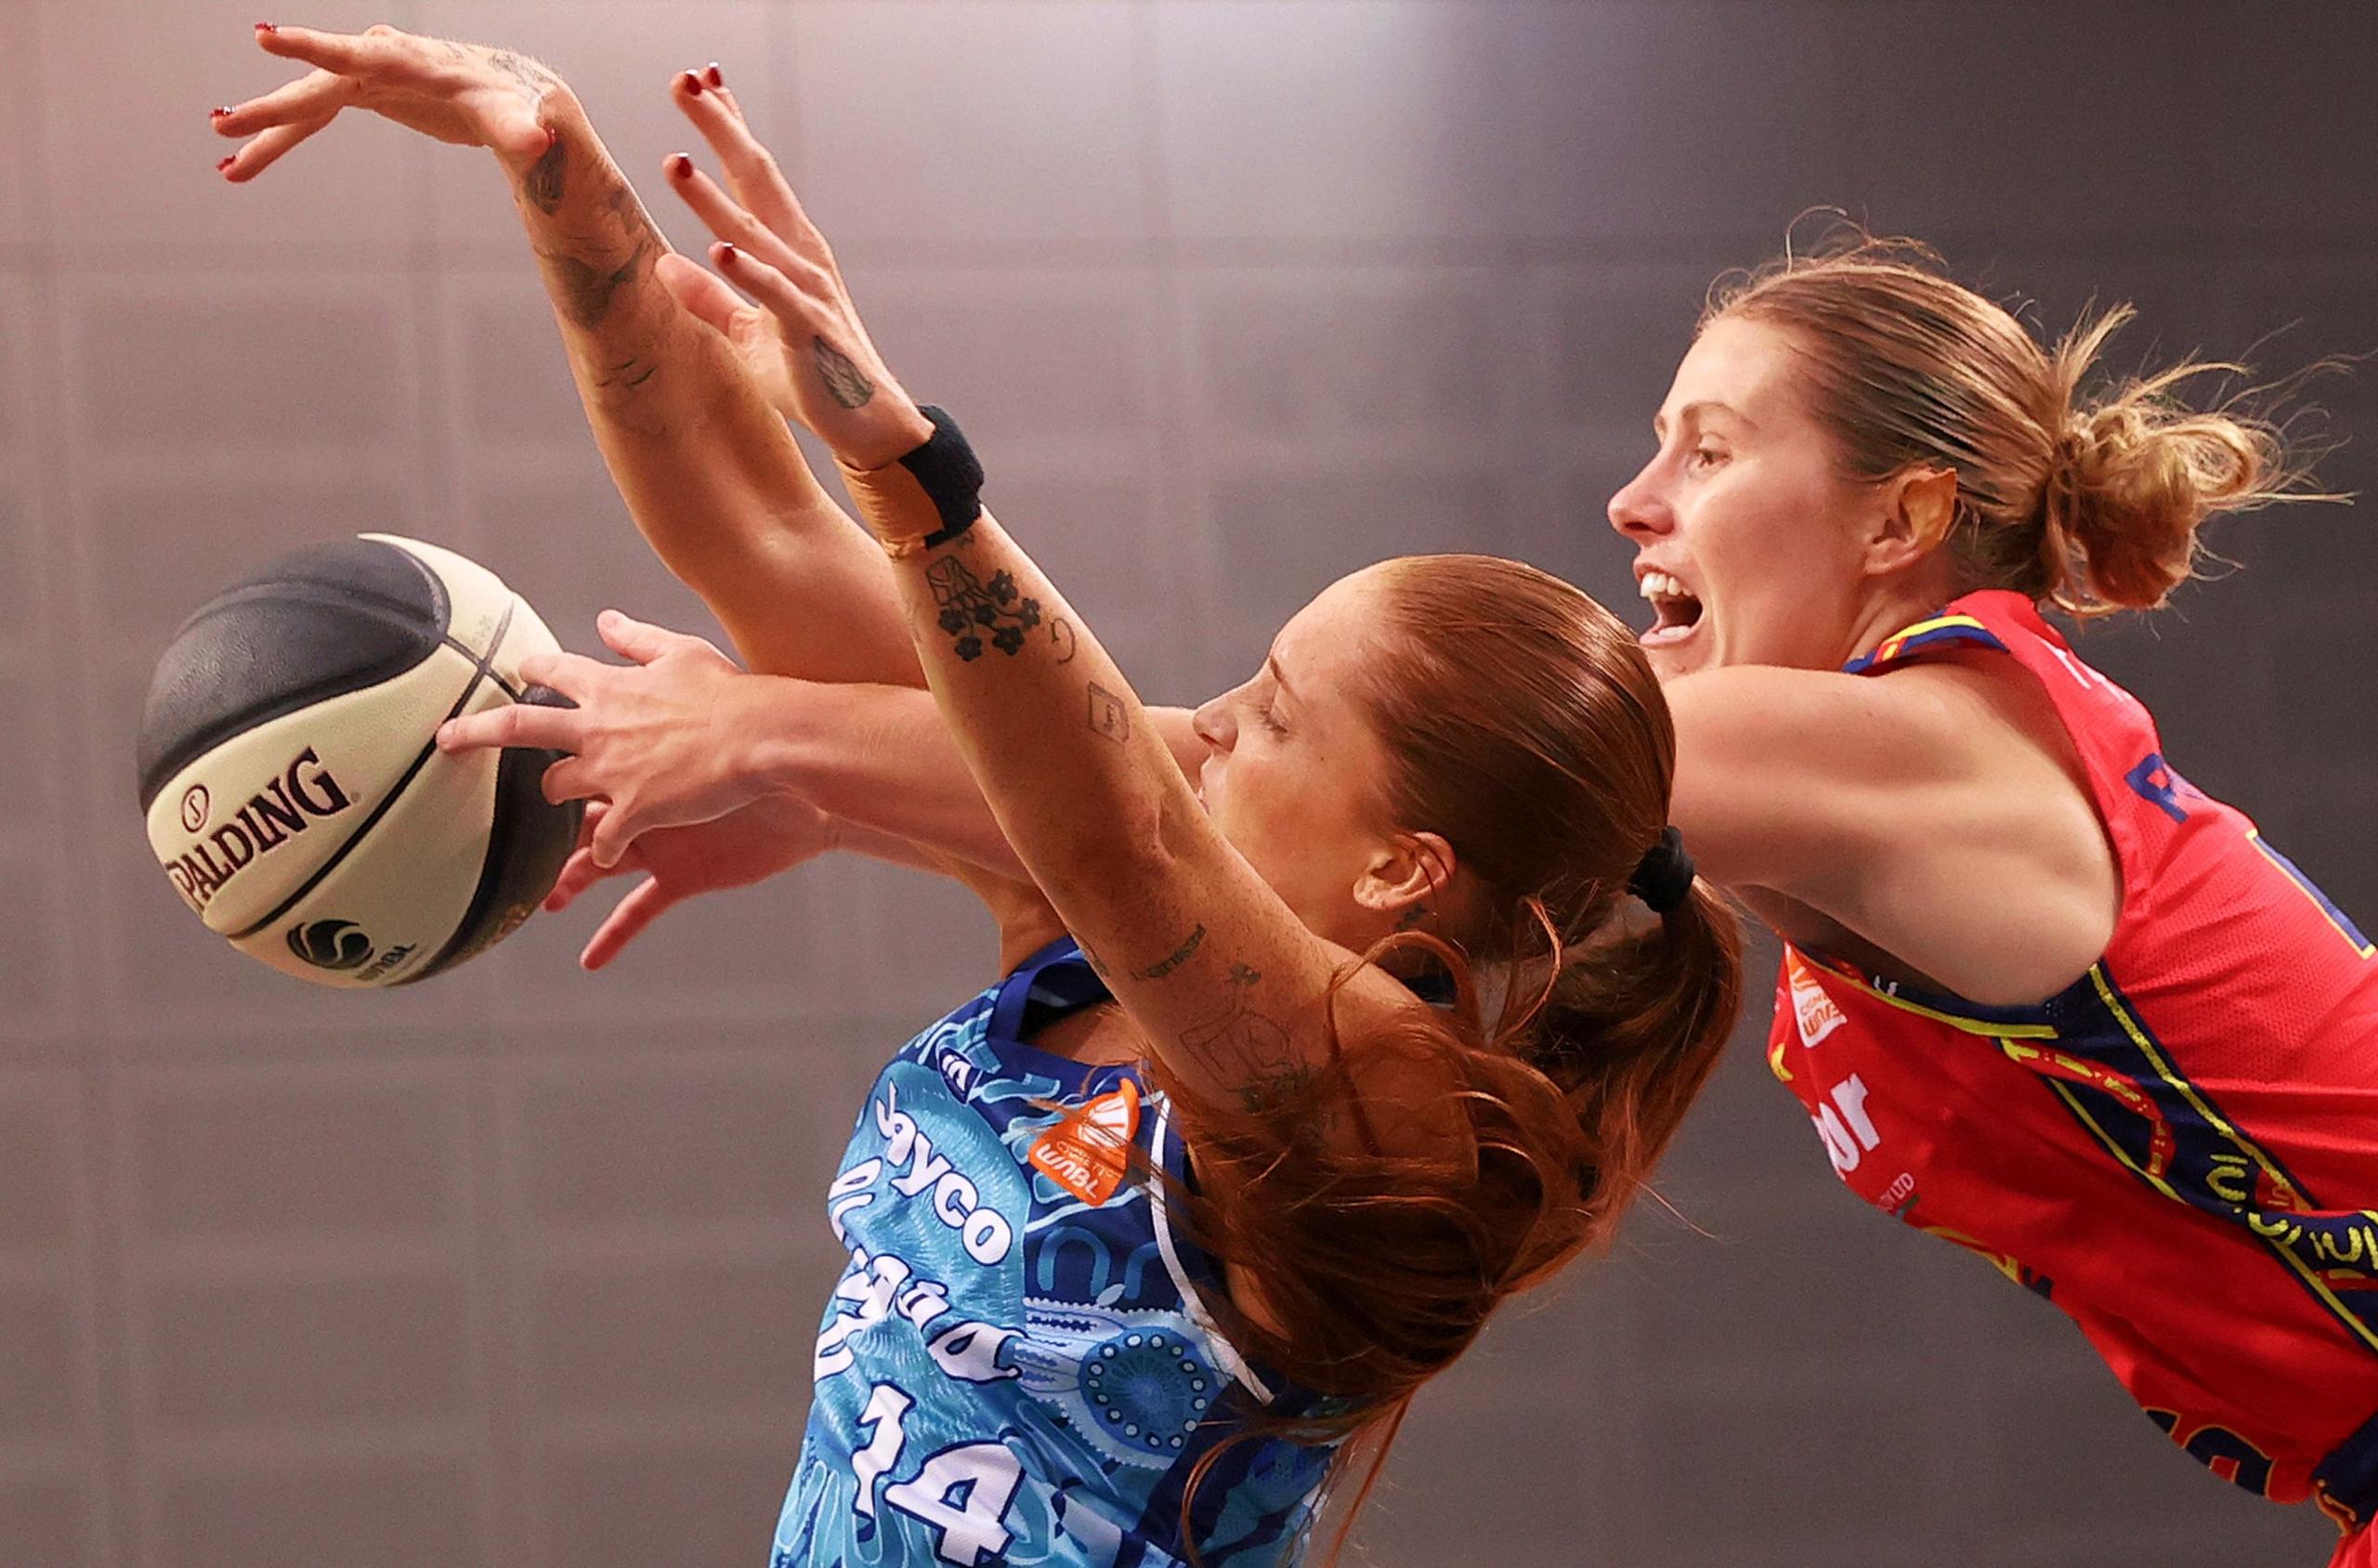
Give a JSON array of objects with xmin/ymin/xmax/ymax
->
[{"xmin": 1638, "ymin": 568, "xmax": 1704, "ymax": 647}]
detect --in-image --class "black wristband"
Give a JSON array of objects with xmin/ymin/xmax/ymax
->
[{"xmin": 900, "ymin": 405, "xmax": 986, "ymax": 550}]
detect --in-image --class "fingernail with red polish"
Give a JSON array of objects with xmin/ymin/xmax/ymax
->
[
  {"xmin": 210, "ymin": 106, "xmax": 233, "ymax": 120},
  {"xmin": 216, "ymin": 155, "xmax": 237, "ymax": 173},
  {"xmin": 680, "ymin": 70, "xmax": 702, "ymax": 96},
  {"xmin": 704, "ymin": 62, "xmax": 723, "ymax": 87},
  {"xmin": 718, "ymin": 242, "xmax": 738, "ymax": 264},
  {"xmin": 254, "ymin": 20, "xmax": 277, "ymax": 33},
  {"xmin": 668, "ymin": 152, "xmax": 694, "ymax": 179}
]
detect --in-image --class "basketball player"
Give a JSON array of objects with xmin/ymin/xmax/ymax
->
[
  {"xmin": 1605, "ymin": 252, "xmax": 2378, "ymax": 1563},
  {"xmin": 697, "ymin": 239, "xmax": 2378, "ymax": 1561},
  {"xmin": 220, "ymin": 24, "xmax": 2378, "ymax": 1562},
  {"xmin": 216, "ymin": 25, "xmax": 1746, "ymax": 1564}
]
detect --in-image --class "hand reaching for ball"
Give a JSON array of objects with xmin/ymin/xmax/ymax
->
[
  {"xmin": 437, "ymin": 610, "xmax": 778, "ymax": 869},
  {"xmin": 542, "ymin": 794, "xmax": 838, "ymax": 970},
  {"xmin": 436, "ymin": 609, "xmax": 848, "ymax": 969}
]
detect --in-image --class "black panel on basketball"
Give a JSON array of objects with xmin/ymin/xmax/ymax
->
[
  {"xmin": 138, "ymin": 533, "xmax": 578, "ymax": 989},
  {"xmin": 137, "ymin": 538, "xmax": 448, "ymax": 810},
  {"xmin": 405, "ymin": 685, "xmax": 584, "ymax": 984}
]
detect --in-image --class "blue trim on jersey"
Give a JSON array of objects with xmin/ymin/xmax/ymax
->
[
  {"xmin": 2005, "ymin": 963, "xmax": 2378, "ymax": 1506},
  {"xmin": 1826, "ymin": 597, "xmax": 2378, "ymax": 1509},
  {"xmin": 2317, "ymin": 1405, "xmax": 2378, "ymax": 1531},
  {"xmin": 775, "ymin": 936, "xmax": 1334, "ymax": 1567},
  {"xmin": 1805, "ymin": 949, "xmax": 2067, "ymax": 1035},
  {"xmin": 1842, "ymin": 616, "xmax": 2010, "ymax": 674},
  {"xmin": 2250, "ymin": 832, "xmax": 2378, "ymax": 958}
]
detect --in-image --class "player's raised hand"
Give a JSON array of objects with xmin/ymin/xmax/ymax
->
[
  {"xmin": 544, "ymin": 796, "xmax": 840, "ymax": 971},
  {"xmin": 435, "ymin": 609, "xmax": 777, "ymax": 870},
  {"xmin": 211, "ymin": 22, "xmax": 558, "ymax": 183},
  {"xmin": 653, "ymin": 64, "xmax": 932, "ymax": 469}
]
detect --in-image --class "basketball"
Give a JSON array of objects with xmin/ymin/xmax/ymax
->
[{"xmin": 135, "ymin": 533, "xmax": 582, "ymax": 988}]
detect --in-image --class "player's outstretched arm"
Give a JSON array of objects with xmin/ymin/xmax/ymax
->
[
  {"xmin": 437, "ymin": 609, "xmax": 1208, "ymax": 886},
  {"xmin": 656, "ymin": 97, "xmax": 1446, "ymax": 1119},
  {"xmin": 213, "ymin": 23, "xmax": 916, "ymax": 687},
  {"xmin": 436, "ymin": 610, "xmax": 1032, "ymax": 877},
  {"xmin": 221, "ymin": 28, "xmax": 1207, "ymax": 962},
  {"xmin": 432, "ymin": 608, "xmax": 1067, "ymax": 967}
]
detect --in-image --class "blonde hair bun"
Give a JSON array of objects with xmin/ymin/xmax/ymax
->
[{"xmin": 1712, "ymin": 229, "xmax": 2314, "ymax": 620}]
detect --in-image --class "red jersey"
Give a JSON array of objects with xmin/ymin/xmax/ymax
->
[{"xmin": 1768, "ymin": 590, "xmax": 2378, "ymax": 1539}]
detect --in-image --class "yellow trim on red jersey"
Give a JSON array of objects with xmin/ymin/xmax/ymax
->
[
  {"xmin": 2086, "ymin": 966, "xmax": 2378, "ymax": 1355},
  {"xmin": 1864, "ymin": 613, "xmax": 1994, "ymax": 666},
  {"xmin": 2249, "ymin": 830, "xmax": 2378, "ymax": 959},
  {"xmin": 2045, "ymin": 1074, "xmax": 2188, "ymax": 1203},
  {"xmin": 1844, "ymin": 973, "xmax": 2059, "ymax": 1040},
  {"xmin": 2089, "ymin": 966, "xmax": 2304, "ymax": 1207}
]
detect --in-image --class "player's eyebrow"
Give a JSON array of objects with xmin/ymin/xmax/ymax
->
[{"xmin": 1653, "ymin": 399, "xmax": 1757, "ymax": 442}]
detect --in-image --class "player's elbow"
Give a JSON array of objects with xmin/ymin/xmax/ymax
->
[{"xmin": 1026, "ymin": 791, "xmax": 1182, "ymax": 907}]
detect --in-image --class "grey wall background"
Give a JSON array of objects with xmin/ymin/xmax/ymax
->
[{"xmin": 2, "ymin": 2, "xmax": 2373, "ymax": 1564}]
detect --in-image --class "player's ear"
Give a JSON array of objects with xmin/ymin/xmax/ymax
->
[
  {"xmin": 1354, "ymin": 832, "xmax": 1453, "ymax": 923},
  {"xmin": 1866, "ymin": 465, "xmax": 1958, "ymax": 575}
]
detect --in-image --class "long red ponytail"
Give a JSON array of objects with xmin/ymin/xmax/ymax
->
[{"xmin": 1157, "ymin": 555, "xmax": 1743, "ymax": 1559}]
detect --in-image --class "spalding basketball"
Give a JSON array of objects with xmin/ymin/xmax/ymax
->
[{"xmin": 137, "ymin": 534, "xmax": 582, "ymax": 988}]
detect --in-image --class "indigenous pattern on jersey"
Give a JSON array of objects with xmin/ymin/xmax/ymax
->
[
  {"xmin": 1770, "ymin": 590, "xmax": 2378, "ymax": 1543},
  {"xmin": 773, "ymin": 937, "xmax": 1333, "ymax": 1567}
]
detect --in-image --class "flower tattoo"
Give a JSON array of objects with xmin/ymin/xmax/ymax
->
[{"xmin": 924, "ymin": 555, "xmax": 1043, "ymax": 662}]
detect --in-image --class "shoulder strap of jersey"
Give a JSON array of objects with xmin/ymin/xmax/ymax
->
[
  {"xmin": 1845, "ymin": 589, "xmax": 2183, "ymax": 884},
  {"xmin": 1844, "ymin": 590, "xmax": 2152, "ymax": 742},
  {"xmin": 987, "ymin": 935, "xmax": 1107, "ymax": 1041},
  {"xmin": 1843, "ymin": 591, "xmax": 2023, "ymax": 673}
]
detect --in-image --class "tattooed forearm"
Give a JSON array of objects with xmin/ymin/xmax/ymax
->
[
  {"xmin": 814, "ymin": 336, "xmax": 876, "ymax": 410},
  {"xmin": 539, "ymin": 238, "xmax": 658, "ymax": 330},
  {"xmin": 1239, "ymin": 1064, "xmax": 1317, "ymax": 1117},
  {"xmin": 477, "ymin": 87, "xmax": 717, "ymax": 441},
  {"xmin": 1176, "ymin": 960, "xmax": 1292, "ymax": 1083},
  {"xmin": 515, "ymin": 145, "xmax": 669, "ymax": 337},
  {"xmin": 1134, "ymin": 923, "xmax": 1205, "ymax": 981},
  {"xmin": 601, "ymin": 176, "xmax": 660, "ymax": 235},
  {"xmin": 1086, "ymin": 684, "xmax": 1130, "ymax": 744},
  {"xmin": 924, "ymin": 555, "xmax": 1042, "ymax": 660},
  {"xmin": 488, "ymin": 48, "xmax": 559, "ymax": 94},
  {"xmin": 593, "ymin": 354, "xmax": 660, "ymax": 390},
  {"xmin": 511, "ymin": 129, "xmax": 668, "ymax": 326},
  {"xmin": 523, "ymin": 132, "xmax": 566, "ymax": 215},
  {"xmin": 1179, "ymin": 1002, "xmax": 1294, "ymax": 1077}
]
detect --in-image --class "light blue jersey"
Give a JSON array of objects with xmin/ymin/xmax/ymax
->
[{"xmin": 772, "ymin": 937, "xmax": 1335, "ymax": 1567}]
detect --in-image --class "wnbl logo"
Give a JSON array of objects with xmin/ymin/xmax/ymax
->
[
  {"xmin": 287, "ymin": 919, "xmax": 372, "ymax": 971},
  {"xmin": 161, "ymin": 747, "xmax": 354, "ymax": 913},
  {"xmin": 285, "ymin": 919, "xmax": 416, "ymax": 983}
]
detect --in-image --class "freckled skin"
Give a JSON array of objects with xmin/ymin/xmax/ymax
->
[
  {"xmin": 1607, "ymin": 315, "xmax": 1954, "ymax": 681},
  {"xmin": 1189, "ymin": 569, "xmax": 1403, "ymax": 950}
]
